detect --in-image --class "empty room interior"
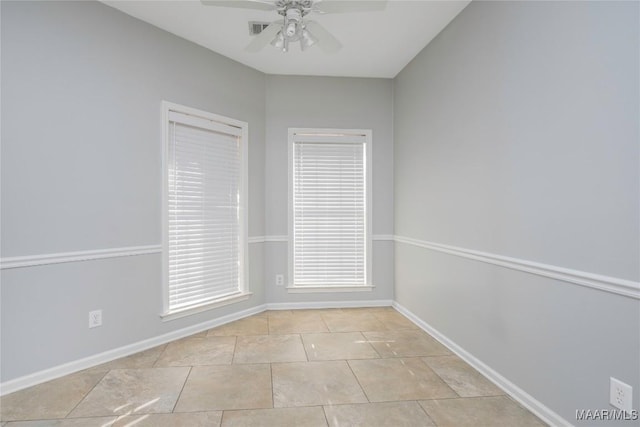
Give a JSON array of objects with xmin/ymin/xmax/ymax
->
[{"xmin": 1, "ymin": 0, "xmax": 639, "ymax": 426}]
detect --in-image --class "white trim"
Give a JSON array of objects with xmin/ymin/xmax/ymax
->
[
  {"xmin": 392, "ymin": 301, "xmax": 572, "ymax": 427},
  {"xmin": 160, "ymin": 292, "xmax": 253, "ymax": 322},
  {"xmin": 286, "ymin": 285, "xmax": 374, "ymax": 293},
  {"xmin": 288, "ymin": 127, "xmax": 374, "ymax": 289},
  {"xmin": 266, "ymin": 299, "xmax": 393, "ymax": 311},
  {"xmin": 0, "ymin": 304, "xmax": 267, "ymax": 396},
  {"xmin": 0, "ymin": 235, "xmax": 395, "ymax": 269},
  {"xmin": 0, "ymin": 294, "xmax": 569, "ymax": 427},
  {"xmin": 162, "ymin": 101, "xmax": 248, "ymax": 130},
  {"xmin": 161, "ymin": 100, "xmax": 250, "ymax": 315},
  {"xmin": 287, "ymin": 134, "xmax": 367, "ymax": 144},
  {"xmin": 161, "ymin": 101, "xmax": 171, "ymax": 313},
  {"xmin": 372, "ymin": 234, "xmax": 395, "ymax": 241},
  {"xmin": 167, "ymin": 110, "xmax": 242, "ymax": 137},
  {"xmin": 250, "ymin": 235, "xmax": 391, "ymax": 243},
  {"xmin": 0, "ymin": 245, "xmax": 162, "ymax": 270},
  {"xmin": 395, "ymin": 235, "xmax": 640, "ymax": 300}
]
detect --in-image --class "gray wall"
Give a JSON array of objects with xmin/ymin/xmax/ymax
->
[
  {"xmin": 264, "ymin": 75, "xmax": 394, "ymax": 304},
  {"xmin": 393, "ymin": 1, "xmax": 639, "ymax": 424},
  {"xmin": 1, "ymin": 1, "xmax": 266, "ymax": 382},
  {"xmin": 0, "ymin": 1, "xmax": 395, "ymax": 384},
  {"xmin": 4, "ymin": 3, "xmax": 637, "ymax": 424}
]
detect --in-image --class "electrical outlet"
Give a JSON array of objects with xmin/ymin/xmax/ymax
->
[
  {"xmin": 610, "ymin": 377, "xmax": 633, "ymax": 413},
  {"xmin": 89, "ymin": 310, "xmax": 102, "ymax": 328},
  {"xmin": 275, "ymin": 274, "xmax": 284, "ymax": 286}
]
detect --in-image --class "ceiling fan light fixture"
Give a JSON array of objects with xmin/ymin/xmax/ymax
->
[
  {"xmin": 300, "ymin": 28, "xmax": 317, "ymax": 50},
  {"xmin": 285, "ymin": 21, "xmax": 297, "ymax": 37},
  {"xmin": 271, "ymin": 30, "xmax": 284, "ymax": 47},
  {"xmin": 270, "ymin": 30, "xmax": 290, "ymax": 52},
  {"xmin": 207, "ymin": 0, "xmax": 371, "ymax": 54}
]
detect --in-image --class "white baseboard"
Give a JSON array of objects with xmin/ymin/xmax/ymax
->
[
  {"xmin": 1, "ymin": 300, "xmax": 395, "ymax": 395},
  {"xmin": 2, "ymin": 297, "xmax": 572, "ymax": 427},
  {"xmin": 266, "ymin": 299, "xmax": 393, "ymax": 311},
  {"xmin": 392, "ymin": 301, "xmax": 572, "ymax": 427},
  {"xmin": 0, "ymin": 304, "xmax": 266, "ymax": 396}
]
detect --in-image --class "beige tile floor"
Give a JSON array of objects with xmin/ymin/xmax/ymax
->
[{"xmin": 1, "ymin": 307, "xmax": 547, "ymax": 426}]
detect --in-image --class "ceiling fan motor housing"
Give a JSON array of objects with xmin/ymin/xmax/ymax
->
[
  {"xmin": 285, "ymin": 8, "xmax": 303, "ymax": 38},
  {"xmin": 275, "ymin": 0, "xmax": 315, "ymax": 16},
  {"xmin": 212, "ymin": 0, "xmax": 345, "ymax": 54}
]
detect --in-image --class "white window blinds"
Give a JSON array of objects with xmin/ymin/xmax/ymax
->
[
  {"xmin": 164, "ymin": 106, "xmax": 247, "ymax": 314},
  {"xmin": 290, "ymin": 130, "xmax": 371, "ymax": 287}
]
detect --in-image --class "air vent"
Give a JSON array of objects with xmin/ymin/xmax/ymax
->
[{"xmin": 249, "ymin": 21, "xmax": 272, "ymax": 36}]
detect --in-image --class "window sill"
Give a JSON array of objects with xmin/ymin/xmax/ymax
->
[
  {"xmin": 286, "ymin": 285, "xmax": 374, "ymax": 294},
  {"xmin": 160, "ymin": 292, "xmax": 253, "ymax": 322}
]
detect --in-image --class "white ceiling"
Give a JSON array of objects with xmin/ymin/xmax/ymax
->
[{"xmin": 102, "ymin": 0, "xmax": 470, "ymax": 78}]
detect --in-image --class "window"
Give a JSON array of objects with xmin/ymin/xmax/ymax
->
[
  {"xmin": 288, "ymin": 128, "xmax": 372, "ymax": 292},
  {"xmin": 162, "ymin": 101, "xmax": 249, "ymax": 319}
]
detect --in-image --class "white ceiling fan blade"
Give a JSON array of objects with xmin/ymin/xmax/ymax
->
[
  {"xmin": 245, "ymin": 21, "xmax": 282, "ymax": 52},
  {"xmin": 201, "ymin": 0, "xmax": 277, "ymax": 11},
  {"xmin": 313, "ymin": 0, "xmax": 387, "ymax": 14},
  {"xmin": 305, "ymin": 21, "xmax": 342, "ymax": 53}
]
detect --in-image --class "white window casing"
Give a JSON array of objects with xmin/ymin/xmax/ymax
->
[
  {"xmin": 161, "ymin": 101, "xmax": 250, "ymax": 319},
  {"xmin": 288, "ymin": 128, "xmax": 373, "ymax": 292}
]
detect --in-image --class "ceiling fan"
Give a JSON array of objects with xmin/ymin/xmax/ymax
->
[{"xmin": 202, "ymin": 0, "xmax": 387, "ymax": 53}]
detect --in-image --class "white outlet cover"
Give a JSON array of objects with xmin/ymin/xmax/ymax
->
[
  {"xmin": 89, "ymin": 310, "xmax": 103, "ymax": 328},
  {"xmin": 610, "ymin": 377, "xmax": 633, "ymax": 413},
  {"xmin": 275, "ymin": 274, "xmax": 284, "ymax": 286}
]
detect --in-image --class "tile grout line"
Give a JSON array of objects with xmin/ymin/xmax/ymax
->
[
  {"xmin": 2, "ymin": 308, "xmax": 547, "ymax": 425},
  {"xmin": 170, "ymin": 366, "xmax": 192, "ymax": 413},
  {"xmin": 318, "ymin": 312, "xmax": 331, "ymax": 333},
  {"xmin": 269, "ymin": 363, "xmax": 274, "ymax": 409},
  {"xmin": 414, "ymin": 399, "xmax": 439, "ymax": 426},
  {"xmin": 420, "ymin": 355, "xmax": 508, "ymax": 399},
  {"xmin": 266, "ymin": 312, "xmax": 271, "ymax": 336},
  {"xmin": 153, "ymin": 343, "xmax": 170, "ymax": 368},
  {"xmin": 299, "ymin": 333, "xmax": 311, "ymax": 362},
  {"xmin": 417, "ymin": 357, "xmax": 461, "ymax": 399},
  {"xmin": 231, "ymin": 335, "xmax": 238, "ymax": 364},
  {"xmin": 360, "ymin": 330, "xmax": 383, "ymax": 359},
  {"xmin": 344, "ymin": 359, "xmax": 372, "ymax": 404},
  {"xmin": 321, "ymin": 404, "xmax": 331, "ymax": 427},
  {"xmin": 62, "ymin": 369, "xmax": 110, "ymax": 419}
]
